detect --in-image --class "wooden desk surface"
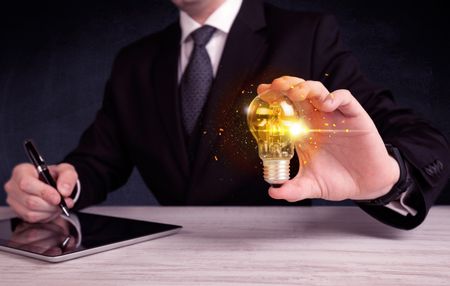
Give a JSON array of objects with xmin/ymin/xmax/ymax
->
[{"xmin": 0, "ymin": 206, "xmax": 449, "ymax": 286}]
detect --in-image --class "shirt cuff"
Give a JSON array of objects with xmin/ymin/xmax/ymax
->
[
  {"xmin": 384, "ymin": 189, "xmax": 418, "ymax": 216},
  {"xmin": 72, "ymin": 179, "xmax": 81, "ymax": 204}
]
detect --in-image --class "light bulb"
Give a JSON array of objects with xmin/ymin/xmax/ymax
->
[{"xmin": 247, "ymin": 89, "xmax": 309, "ymax": 186}]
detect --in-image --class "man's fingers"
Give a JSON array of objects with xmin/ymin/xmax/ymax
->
[
  {"xmin": 15, "ymin": 177, "xmax": 61, "ymax": 205},
  {"xmin": 270, "ymin": 76, "xmax": 305, "ymax": 92},
  {"xmin": 257, "ymin": 76, "xmax": 306, "ymax": 95},
  {"xmin": 329, "ymin": 89, "xmax": 362, "ymax": 117},
  {"xmin": 6, "ymin": 198, "xmax": 56, "ymax": 223},
  {"xmin": 268, "ymin": 176, "xmax": 321, "ymax": 202},
  {"xmin": 7, "ymin": 189, "xmax": 58, "ymax": 214},
  {"xmin": 5, "ymin": 162, "xmax": 76, "ymax": 223},
  {"xmin": 287, "ymin": 81, "xmax": 362, "ymax": 117},
  {"xmin": 258, "ymin": 77, "xmax": 305, "ymax": 103},
  {"xmin": 7, "ymin": 175, "xmax": 60, "ymax": 206},
  {"xmin": 316, "ymin": 89, "xmax": 362, "ymax": 117},
  {"xmin": 12, "ymin": 163, "xmax": 38, "ymax": 186},
  {"xmin": 64, "ymin": 198, "xmax": 75, "ymax": 209},
  {"xmin": 287, "ymin": 80, "xmax": 329, "ymax": 102},
  {"xmin": 257, "ymin": 83, "xmax": 271, "ymax": 94},
  {"xmin": 10, "ymin": 163, "xmax": 62, "ymax": 205},
  {"xmin": 258, "ymin": 78, "xmax": 362, "ymax": 118},
  {"xmin": 50, "ymin": 164, "xmax": 78, "ymax": 197}
]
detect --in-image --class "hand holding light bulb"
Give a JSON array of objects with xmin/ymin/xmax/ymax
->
[{"xmin": 252, "ymin": 76, "xmax": 401, "ymax": 202}]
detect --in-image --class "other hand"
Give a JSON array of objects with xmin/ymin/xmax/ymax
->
[{"xmin": 258, "ymin": 76, "xmax": 400, "ymax": 202}]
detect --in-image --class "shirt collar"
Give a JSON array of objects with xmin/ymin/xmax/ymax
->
[{"xmin": 179, "ymin": 0, "xmax": 243, "ymax": 43}]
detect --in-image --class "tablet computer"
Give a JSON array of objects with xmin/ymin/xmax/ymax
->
[{"xmin": 0, "ymin": 212, "xmax": 181, "ymax": 263}]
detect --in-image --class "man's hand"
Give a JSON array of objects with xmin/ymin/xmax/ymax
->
[
  {"xmin": 258, "ymin": 76, "xmax": 400, "ymax": 202},
  {"xmin": 4, "ymin": 163, "xmax": 78, "ymax": 223}
]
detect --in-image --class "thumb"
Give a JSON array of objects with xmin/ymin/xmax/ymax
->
[
  {"xmin": 268, "ymin": 175, "xmax": 322, "ymax": 202},
  {"xmin": 49, "ymin": 163, "xmax": 78, "ymax": 197}
]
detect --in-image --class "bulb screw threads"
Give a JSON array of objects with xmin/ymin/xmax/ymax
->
[{"xmin": 263, "ymin": 159, "xmax": 290, "ymax": 185}]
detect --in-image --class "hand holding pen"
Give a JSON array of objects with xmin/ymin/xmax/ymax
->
[
  {"xmin": 3, "ymin": 140, "xmax": 79, "ymax": 223},
  {"xmin": 24, "ymin": 140, "xmax": 70, "ymax": 217}
]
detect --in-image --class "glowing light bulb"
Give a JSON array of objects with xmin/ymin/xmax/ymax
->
[{"xmin": 247, "ymin": 89, "xmax": 309, "ymax": 186}]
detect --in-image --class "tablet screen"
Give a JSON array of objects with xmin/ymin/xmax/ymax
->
[{"xmin": 0, "ymin": 212, "xmax": 181, "ymax": 262}]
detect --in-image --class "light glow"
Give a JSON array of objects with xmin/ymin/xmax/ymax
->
[{"xmin": 288, "ymin": 121, "xmax": 310, "ymax": 138}]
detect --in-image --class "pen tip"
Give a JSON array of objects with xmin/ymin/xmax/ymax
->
[{"xmin": 62, "ymin": 207, "xmax": 70, "ymax": 217}]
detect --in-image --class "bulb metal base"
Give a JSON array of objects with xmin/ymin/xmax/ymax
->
[{"xmin": 263, "ymin": 159, "xmax": 290, "ymax": 185}]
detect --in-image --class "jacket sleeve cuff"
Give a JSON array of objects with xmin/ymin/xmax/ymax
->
[{"xmin": 71, "ymin": 179, "xmax": 81, "ymax": 205}]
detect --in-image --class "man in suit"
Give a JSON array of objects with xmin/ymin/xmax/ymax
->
[{"xmin": 4, "ymin": 0, "xmax": 450, "ymax": 229}]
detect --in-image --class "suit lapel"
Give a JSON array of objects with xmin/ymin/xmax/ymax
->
[
  {"xmin": 190, "ymin": 0, "xmax": 268, "ymax": 189},
  {"xmin": 152, "ymin": 23, "xmax": 190, "ymax": 179}
]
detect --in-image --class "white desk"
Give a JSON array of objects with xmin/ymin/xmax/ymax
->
[{"xmin": 0, "ymin": 206, "xmax": 449, "ymax": 285}]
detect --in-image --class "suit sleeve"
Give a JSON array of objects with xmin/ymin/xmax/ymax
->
[
  {"xmin": 311, "ymin": 15, "xmax": 450, "ymax": 229},
  {"xmin": 63, "ymin": 50, "xmax": 134, "ymax": 210}
]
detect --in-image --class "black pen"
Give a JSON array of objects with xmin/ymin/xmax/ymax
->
[{"xmin": 24, "ymin": 140, "xmax": 70, "ymax": 217}]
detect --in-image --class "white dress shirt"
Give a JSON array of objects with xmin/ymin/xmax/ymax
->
[{"xmin": 177, "ymin": 0, "xmax": 243, "ymax": 82}]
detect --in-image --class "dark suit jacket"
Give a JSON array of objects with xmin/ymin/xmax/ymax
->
[{"xmin": 65, "ymin": 0, "xmax": 450, "ymax": 229}]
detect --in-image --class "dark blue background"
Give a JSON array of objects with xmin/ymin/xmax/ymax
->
[{"xmin": 1, "ymin": 0, "xmax": 447, "ymax": 205}]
